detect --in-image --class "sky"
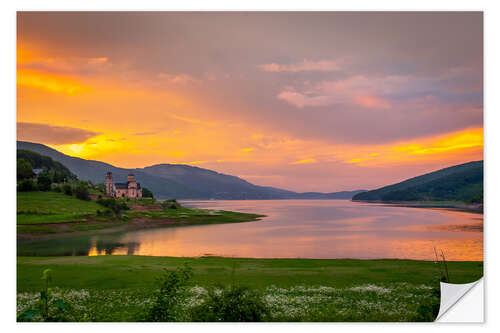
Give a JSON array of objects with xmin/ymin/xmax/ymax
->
[{"xmin": 16, "ymin": 12, "xmax": 483, "ymax": 192}]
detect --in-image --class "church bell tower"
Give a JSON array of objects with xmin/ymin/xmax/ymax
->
[{"xmin": 105, "ymin": 172, "xmax": 113, "ymax": 196}]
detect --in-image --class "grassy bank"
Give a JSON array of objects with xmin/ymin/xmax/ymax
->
[
  {"xmin": 17, "ymin": 192, "xmax": 103, "ymax": 225},
  {"xmin": 17, "ymin": 256, "xmax": 483, "ymax": 322},
  {"xmin": 17, "ymin": 192, "xmax": 263, "ymax": 237}
]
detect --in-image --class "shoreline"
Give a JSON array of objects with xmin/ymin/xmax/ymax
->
[
  {"xmin": 17, "ymin": 212, "xmax": 265, "ymax": 242},
  {"xmin": 353, "ymin": 200, "xmax": 483, "ymax": 214}
]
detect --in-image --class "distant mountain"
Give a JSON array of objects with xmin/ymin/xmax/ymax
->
[
  {"xmin": 352, "ymin": 161, "xmax": 483, "ymax": 203},
  {"xmin": 17, "ymin": 141, "xmax": 364, "ymax": 200},
  {"xmin": 17, "ymin": 141, "xmax": 206, "ymax": 199}
]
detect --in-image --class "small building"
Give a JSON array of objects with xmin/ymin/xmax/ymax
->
[
  {"xmin": 32, "ymin": 168, "xmax": 43, "ymax": 178},
  {"xmin": 105, "ymin": 172, "xmax": 142, "ymax": 198}
]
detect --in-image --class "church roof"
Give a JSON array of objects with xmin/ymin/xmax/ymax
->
[{"xmin": 114, "ymin": 181, "xmax": 141, "ymax": 189}]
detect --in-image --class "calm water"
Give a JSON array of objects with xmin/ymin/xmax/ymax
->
[{"xmin": 17, "ymin": 200, "xmax": 483, "ymax": 260}]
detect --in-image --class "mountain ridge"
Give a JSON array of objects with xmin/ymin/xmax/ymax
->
[
  {"xmin": 352, "ymin": 160, "xmax": 483, "ymax": 203},
  {"xmin": 17, "ymin": 141, "xmax": 365, "ymax": 200}
]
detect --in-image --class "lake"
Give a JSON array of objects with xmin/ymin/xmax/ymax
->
[{"xmin": 17, "ymin": 200, "xmax": 483, "ymax": 260}]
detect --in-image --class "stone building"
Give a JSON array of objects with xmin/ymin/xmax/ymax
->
[{"xmin": 105, "ymin": 172, "xmax": 142, "ymax": 198}]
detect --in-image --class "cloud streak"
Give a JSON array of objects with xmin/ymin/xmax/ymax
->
[
  {"xmin": 258, "ymin": 59, "xmax": 341, "ymax": 72},
  {"xmin": 17, "ymin": 122, "xmax": 101, "ymax": 145}
]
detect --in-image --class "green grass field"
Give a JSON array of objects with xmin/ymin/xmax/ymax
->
[
  {"xmin": 17, "ymin": 256, "xmax": 483, "ymax": 322},
  {"xmin": 17, "ymin": 256, "xmax": 483, "ymax": 291},
  {"xmin": 17, "ymin": 192, "xmax": 102, "ymax": 225}
]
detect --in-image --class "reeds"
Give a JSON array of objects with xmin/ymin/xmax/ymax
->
[{"xmin": 433, "ymin": 246, "xmax": 450, "ymax": 282}]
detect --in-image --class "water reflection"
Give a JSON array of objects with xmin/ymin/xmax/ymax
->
[
  {"xmin": 17, "ymin": 200, "xmax": 483, "ymax": 261},
  {"xmin": 87, "ymin": 238, "xmax": 141, "ymax": 256}
]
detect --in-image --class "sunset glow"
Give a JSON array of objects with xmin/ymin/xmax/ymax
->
[{"xmin": 17, "ymin": 12, "xmax": 483, "ymax": 191}]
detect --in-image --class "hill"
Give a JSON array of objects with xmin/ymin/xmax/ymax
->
[
  {"xmin": 352, "ymin": 161, "xmax": 483, "ymax": 203},
  {"xmin": 17, "ymin": 149, "xmax": 76, "ymax": 182},
  {"xmin": 17, "ymin": 141, "xmax": 364, "ymax": 200},
  {"xmin": 17, "ymin": 149, "xmax": 75, "ymax": 177}
]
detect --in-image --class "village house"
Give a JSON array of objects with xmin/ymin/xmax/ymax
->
[
  {"xmin": 105, "ymin": 172, "xmax": 143, "ymax": 198},
  {"xmin": 32, "ymin": 168, "xmax": 43, "ymax": 179}
]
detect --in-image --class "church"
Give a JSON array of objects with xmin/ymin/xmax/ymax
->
[{"xmin": 105, "ymin": 172, "xmax": 142, "ymax": 198}]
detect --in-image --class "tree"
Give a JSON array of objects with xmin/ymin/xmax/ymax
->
[
  {"xmin": 75, "ymin": 184, "xmax": 90, "ymax": 201},
  {"xmin": 52, "ymin": 170, "xmax": 65, "ymax": 183},
  {"xmin": 37, "ymin": 172, "xmax": 52, "ymax": 191},
  {"xmin": 96, "ymin": 183, "xmax": 106, "ymax": 194},
  {"xmin": 142, "ymin": 187, "xmax": 154, "ymax": 199},
  {"xmin": 62, "ymin": 184, "xmax": 72, "ymax": 196},
  {"xmin": 17, "ymin": 158, "xmax": 33, "ymax": 181}
]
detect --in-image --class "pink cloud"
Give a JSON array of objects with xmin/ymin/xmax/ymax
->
[
  {"xmin": 157, "ymin": 73, "xmax": 200, "ymax": 84},
  {"xmin": 258, "ymin": 59, "xmax": 341, "ymax": 72},
  {"xmin": 277, "ymin": 91, "xmax": 336, "ymax": 108},
  {"xmin": 354, "ymin": 95, "xmax": 392, "ymax": 109},
  {"xmin": 276, "ymin": 75, "xmax": 411, "ymax": 109}
]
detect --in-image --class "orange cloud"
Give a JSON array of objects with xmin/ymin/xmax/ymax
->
[
  {"xmin": 393, "ymin": 128, "xmax": 483, "ymax": 155},
  {"xmin": 17, "ymin": 69, "xmax": 91, "ymax": 95},
  {"xmin": 88, "ymin": 57, "xmax": 108, "ymax": 64},
  {"xmin": 346, "ymin": 128, "xmax": 483, "ymax": 166},
  {"xmin": 290, "ymin": 158, "xmax": 317, "ymax": 165}
]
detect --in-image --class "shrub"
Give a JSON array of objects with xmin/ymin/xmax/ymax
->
[
  {"xmin": 52, "ymin": 184, "xmax": 61, "ymax": 192},
  {"xmin": 162, "ymin": 199, "xmax": 181, "ymax": 210},
  {"xmin": 142, "ymin": 187, "xmax": 154, "ymax": 199},
  {"xmin": 188, "ymin": 285, "xmax": 269, "ymax": 322},
  {"xmin": 17, "ymin": 179, "xmax": 37, "ymax": 192},
  {"xmin": 96, "ymin": 208, "xmax": 113, "ymax": 217},
  {"xmin": 37, "ymin": 172, "xmax": 52, "ymax": 191},
  {"xmin": 95, "ymin": 183, "xmax": 106, "ymax": 194},
  {"xmin": 75, "ymin": 184, "xmax": 90, "ymax": 201},
  {"xmin": 146, "ymin": 264, "xmax": 193, "ymax": 322},
  {"xmin": 411, "ymin": 282, "xmax": 440, "ymax": 322},
  {"xmin": 62, "ymin": 184, "xmax": 72, "ymax": 196},
  {"xmin": 96, "ymin": 198, "xmax": 129, "ymax": 214}
]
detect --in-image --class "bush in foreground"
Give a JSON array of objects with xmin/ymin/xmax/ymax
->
[
  {"xmin": 17, "ymin": 269, "xmax": 72, "ymax": 322},
  {"xmin": 189, "ymin": 285, "xmax": 269, "ymax": 322},
  {"xmin": 145, "ymin": 265, "xmax": 193, "ymax": 321}
]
